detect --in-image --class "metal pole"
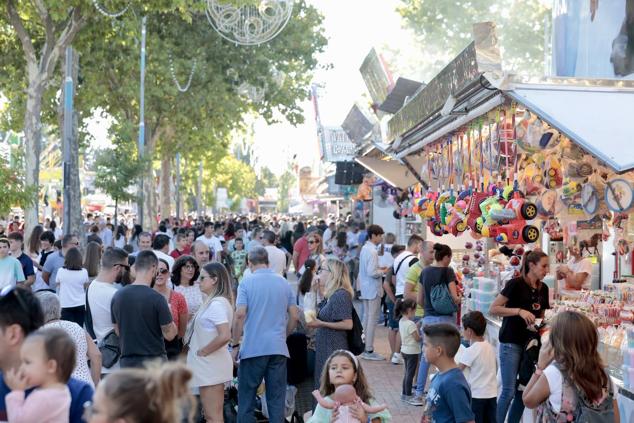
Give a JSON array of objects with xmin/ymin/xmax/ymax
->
[
  {"xmin": 137, "ymin": 16, "xmax": 147, "ymax": 228},
  {"xmin": 62, "ymin": 47, "xmax": 74, "ymax": 236},
  {"xmin": 175, "ymin": 153, "xmax": 181, "ymax": 219}
]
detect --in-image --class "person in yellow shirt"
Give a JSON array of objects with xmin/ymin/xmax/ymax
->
[{"xmin": 403, "ymin": 241, "xmax": 435, "ymax": 321}]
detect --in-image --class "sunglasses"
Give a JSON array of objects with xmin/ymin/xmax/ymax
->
[
  {"xmin": 308, "ymin": 240, "xmax": 318, "ymax": 244},
  {"xmin": 0, "ymin": 285, "xmax": 29, "ymax": 316},
  {"xmin": 115, "ymin": 263, "xmax": 130, "ymax": 271},
  {"xmin": 157, "ymin": 268, "xmax": 169, "ymax": 275}
]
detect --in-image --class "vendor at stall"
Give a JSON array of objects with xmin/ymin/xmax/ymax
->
[{"xmin": 556, "ymin": 242, "xmax": 592, "ymax": 292}]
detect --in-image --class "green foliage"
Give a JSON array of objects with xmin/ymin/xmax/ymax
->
[
  {"xmin": 0, "ymin": 161, "xmax": 37, "ymax": 217},
  {"xmin": 255, "ymin": 166, "xmax": 278, "ymax": 196},
  {"xmin": 93, "ymin": 143, "xmax": 144, "ymax": 205},
  {"xmin": 396, "ymin": 0, "xmax": 549, "ymax": 80},
  {"xmin": 277, "ymin": 167, "xmax": 296, "ymax": 212}
]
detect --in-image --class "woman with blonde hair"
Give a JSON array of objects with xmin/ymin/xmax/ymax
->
[
  {"xmin": 185, "ymin": 262, "xmax": 234, "ymax": 422},
  {"xmin": 302, "ymin": 232, "xmax": 326, "ymax": 276},
  {"xmin": 523, "ymin": 310, "xmax": 617, "ymax": 421},
  {"xmin": 308, "ymin": 258, "xmax": 354, "ymax": 387},
  {"xmin": 85, "ymin": 361, "xmax": 194, "ymax": 423}
]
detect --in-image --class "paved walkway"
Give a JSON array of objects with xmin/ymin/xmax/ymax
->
[{"xmin": 360, "ymin": 324, "xmax": 422, "ymax": 423}]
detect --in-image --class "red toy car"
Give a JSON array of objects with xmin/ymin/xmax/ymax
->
[
  {"xmin": 481, "ymin": 220, "xmax": 540, "ymax": 245},
  {"xmin": 466, "ymin": 192, "xmax": 491, "ymax": 233}
]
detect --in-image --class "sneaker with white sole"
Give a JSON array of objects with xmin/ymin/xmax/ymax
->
[
  {"xmin": 400, "ymin": 394, "xmax": 413, "ymax": 402},
  {"xmin": 407, "ymin": 395, "xmax": 425, "ymax": 406},
  {"xmin": 395, "ymin": 352, "xmax": 404, "ymax": 364},
  {"xmin": 360, "ymin": 351, "xmax": 385, "ymax": 361},
  {"xmin": 390, "ymin": 353, "xmax": 401, "ymax": 365}
]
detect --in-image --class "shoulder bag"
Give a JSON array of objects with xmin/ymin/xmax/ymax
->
[{"xmin": 85, "ymin": 286, "xmax": 120, "ymax": 368}]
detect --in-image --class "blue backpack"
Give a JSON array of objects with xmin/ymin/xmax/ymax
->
[{"xmin": 429, "ymin": 268, "xmax": 458, "ymax": 315}]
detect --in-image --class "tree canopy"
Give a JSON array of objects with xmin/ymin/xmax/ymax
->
[
  {"xmin": 395, "ymin": 0, "xmax": 549, "ymax": 81},
  {"xmin": 0, "ymin": 0, "xmax": 327, "ymax": 222}
]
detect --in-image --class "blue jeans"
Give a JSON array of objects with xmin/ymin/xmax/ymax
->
[
  {"xmin": 496, "ymin": 342, "xmax": 524, "ymax": 423},
  {"xmin": 414, "ymin": 314, "xmax": 456, "ymax": 396},
  {"xmin": 238, "ymin": 355, "xmax": 287, "ymax": 423}
]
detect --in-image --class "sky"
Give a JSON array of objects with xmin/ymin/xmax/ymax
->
[{"xmin": 251, "ymin": 0, "xmax": 420, "ymax": 175}]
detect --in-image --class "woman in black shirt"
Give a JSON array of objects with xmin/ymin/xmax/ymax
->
[{"xmin": 489, "ymin": 250, "xmax": 550, "ymax": 423}]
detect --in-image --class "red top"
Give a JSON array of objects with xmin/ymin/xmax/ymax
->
[
  {"xmin": 294, "ymin": 236, "xmax": 310, "ymax": 270},
  {"xmin": 168, "ymin": 291, "xmax": 188, "ymax": 329},
  {"xmin": 170, "ymin": 249, "xmax": 183, "ymax": 259}
]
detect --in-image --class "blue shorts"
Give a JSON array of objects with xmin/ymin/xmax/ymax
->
[{"xmin": 386, "ymin": 295, "xmax": 402, "ymax": 330}]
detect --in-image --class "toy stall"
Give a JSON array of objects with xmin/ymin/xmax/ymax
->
[{"xmin": 352, "ymin": 22, "xmax": 634, "ymax": 419}]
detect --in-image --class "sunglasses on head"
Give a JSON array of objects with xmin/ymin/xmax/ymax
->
[{"xmin": 0, "ymin": 285, "xmax": 29, "ymax": 316}]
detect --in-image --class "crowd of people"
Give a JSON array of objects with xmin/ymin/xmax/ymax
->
[{"xmin": 0, "ymin": 213, "xmax": 619, "ymax": 423}]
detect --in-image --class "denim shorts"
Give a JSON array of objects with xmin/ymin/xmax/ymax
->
[{"xmin": 386, "ymin": 295, "xmax": 402, "ymax": 330}]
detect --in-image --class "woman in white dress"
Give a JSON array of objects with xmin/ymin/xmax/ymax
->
[
  {"xmin": 36, "ymin": 291, "xmax": 102, "ymax": 387},
  {"xmin": 185, "ymin": 262, "xmax": 234, "ymax": 422}
]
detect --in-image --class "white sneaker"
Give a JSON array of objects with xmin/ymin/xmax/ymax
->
[
  {"xmin": 391, "ymin": 353, "xmax": 404, "ymax": 365},
  {"xmin": 361, "ymin": 351, "xmax": 385, "ymax": 361}
]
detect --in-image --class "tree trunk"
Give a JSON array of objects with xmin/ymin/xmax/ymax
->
[
  {"xmin": 141, "ymin": 126, "xmax": 160, "ymax": 230},
  {"xmin": 114, "ymin": 198, "xmax": 118, "ymax": 227},
  {"xmin": 160, "ymin": 156, "xmax": 172, "ymax": 221},
  {"xmin": 197, "ymin": 161, "xmax": 203, "ymax": 217},
  {"xmin": 23, "ymin": 82, "xmax": 44, "ymax": 236}
]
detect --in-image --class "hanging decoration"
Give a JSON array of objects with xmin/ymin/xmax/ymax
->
[
  {"xmin": 205, "ymin": 0, "xmax": 294, "ymax": 46},
  {"xmin": 92, "ymin": 0, "xmax": 130, "ymax": 18},
  {"xmin": 168, "ymin": 54, "xmax": 197, "ymax": 93}
]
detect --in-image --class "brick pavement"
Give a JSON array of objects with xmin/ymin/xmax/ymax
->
[{"xmin": 360, "ymin": 324, "xmax": 422, "ymax": 423}]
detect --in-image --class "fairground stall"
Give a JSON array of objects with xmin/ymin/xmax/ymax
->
[{"xmin": 355, "ymin": 22, "xmax": 634, "ymax": 419}]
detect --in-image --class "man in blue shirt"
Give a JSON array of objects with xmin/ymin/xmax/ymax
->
[
  {"xmin": 233, "ymin": 247, "xmax": 299, "ymax": 423},
  {"xmin": 7, "ymin": 232, "xmax": 35, "ymax": 288},
  {"xmin": 0, "ymin": 286, "xmax": 93, "ymax": 423}
]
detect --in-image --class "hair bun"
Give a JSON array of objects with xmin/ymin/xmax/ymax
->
[{"xmin": 433, "ymin": 243, "xmax": 443, "ymax": 251}]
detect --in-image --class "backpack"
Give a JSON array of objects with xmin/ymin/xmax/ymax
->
[
  {"xmin": 347, "ymin": 307, "xmax": 365, "ymax": 355},
  {"xmin": 537, "ymin": 363, "xmax": 614, "ymax": 423},
  {"xmin": 427, "ymin": 268, "xmax": 457, "ymax": 315}
]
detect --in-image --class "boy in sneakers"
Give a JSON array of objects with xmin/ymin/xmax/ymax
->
[
  {"xmin": 457, "ymin": 311, "xmax": 498, "ymax": 423},
  {"xmin": 421, "ymin": 323, "xmax": 475, "ymax": 423}
]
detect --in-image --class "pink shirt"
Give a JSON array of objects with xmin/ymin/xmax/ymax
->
[
  {"xmin": 294, "ymin": 236, "xmax": 309, "ymax": 270},
  {"xmin": 6, "ymin": 387, "xmax": 71, "ymax": 423}
]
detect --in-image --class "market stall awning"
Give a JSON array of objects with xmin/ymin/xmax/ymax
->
[
  {"xmin": 507, "ymin": 82, "xmax": 634, "ymax": 173},
  {"xmin": 355, "ymin": 156, "xmax": 422, "ymax": 188}
]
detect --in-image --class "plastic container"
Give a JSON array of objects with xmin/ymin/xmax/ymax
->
[
  {"xmin": 470, "ymin": 289, "xmax": 497, "ymax": 303},
  {"xmin": 623, "ymin": 365, "xmax": 630, "ymax": 389},
  {"xmin": 476, "ymin": 277, "xmax": 497, "ymax": 292}
]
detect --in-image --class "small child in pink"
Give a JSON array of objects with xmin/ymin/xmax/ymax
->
[{"xmin": 5, "ymin": 327, "xmax": 75, "ymax": 423}]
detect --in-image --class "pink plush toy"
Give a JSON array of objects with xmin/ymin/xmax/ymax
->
[{"xmin": 312, "ymin": 385, "xmax": 387, "ymax": 423}]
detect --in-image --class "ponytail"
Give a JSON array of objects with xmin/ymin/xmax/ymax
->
[
  {"xmin": 394, "ymin": 298, "xmax": 417, "ymax": 320},
  {"xmin": 520, "ymin": 250, "xmax": 548, "ymax": 280},
  {"xmin": 101, "ymin": 361, "xmax": 194, "ymax": 423},
  {"xmin": 299, "ymin": 259, "xmax": 316, "ymax": 296},
  {"xmin": 433, "ymin": 243, "xmax": 452, "ymax": 262}
]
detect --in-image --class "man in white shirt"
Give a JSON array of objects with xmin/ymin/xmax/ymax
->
[
  {"xmin": 261, "ymin": 230, "xmax": 286, "ymax": 276},
  {"xmin": 358, "ymin": 224, "xmax": 387, "ymax": 361},
  {"xmin": 196, "ymin": 221, "xmax": 222, "ymax": 261},
  {"xmin": 322, "ymin": 221, "xmax": 336, "ymax": 253},
  {"xmin": 98, "ymin": 220, "xmax": 113, "ymax": 248},
  {"xmin": 152, "ymin": 234, "xmax": 175, "ymax": 270},
  {"xmin": 556, "ymin": 242, "xmax": 593, "ymax": 292},
  {"xmin": 86, "ymin": 247, "xmax": 130, "ymax": 373}
]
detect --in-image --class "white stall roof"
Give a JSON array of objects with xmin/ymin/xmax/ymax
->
[{"xmin": 508, "ymin": 83, "xmax": 634, "ymax": 173}]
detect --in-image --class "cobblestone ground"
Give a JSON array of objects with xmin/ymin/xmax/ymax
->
[{"xmin": 360, "ymin": 324, "xmax": 422, "ymax": 423}]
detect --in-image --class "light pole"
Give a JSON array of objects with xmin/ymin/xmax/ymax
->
[
  {"xmin": 62, "ymin": 47, "xmax": 74, "ymax": 236},
  {"xmin": 137, "ymin": 16, "xmax": 147, "ymax": 228}
]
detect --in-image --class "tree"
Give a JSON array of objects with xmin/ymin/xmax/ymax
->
[
  {"xmin": 0, "ymin": 1, "xmax": 198, "ymax": 234},
  {"xmin": 396, "ymin": 0, "xmax": 549, "ymax": 81},
  {"xmin": 0, "ymin": 160, "xmax": 37, "ymax": 217},
  {"xmin": 255, "ymin": 166, "xmax": 279, "ymax": 196},
  {"xmin": 93, "ymin": 143, "xmax": 144, "ymax": 226},
  {"xmin": 277, "ymin": 168, "xmax": 296, "ymax": 213}
]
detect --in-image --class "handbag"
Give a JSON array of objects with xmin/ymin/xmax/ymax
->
[
  {"xmin": 347, "ymin": 307, "xmax": 365, "ymax": 356},
  {"xmin": 429, "ymin": 268, "xmax": 458, "ymax": 315},
  {"xmin": 98, "ymin": 330, "xmax": 121, "ymax": 369}
]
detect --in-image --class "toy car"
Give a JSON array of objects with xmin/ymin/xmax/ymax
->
[
  {"xmin": 466, "ymin": 192, "xmax": 493, "ymax": 233},
  {"xmin": 481, "ymin": 220, "xmax": 540, "ymax": 244}
]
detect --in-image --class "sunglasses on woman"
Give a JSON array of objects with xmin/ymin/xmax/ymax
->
[{"xmin": 157, "ymin": 268, "xmax": 169, "ymax": 275}]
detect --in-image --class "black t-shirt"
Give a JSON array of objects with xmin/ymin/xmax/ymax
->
[
  {"xmin": 111, "ymin": 285, "xmax": 173, "ymax": 358},
  {"xmin": 420, "ymin": 266, "xmax": 456, "ymax": 316},
  {"xmin": 499, "ymin": 277, "xmax": 550, "ymax": 346}
]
